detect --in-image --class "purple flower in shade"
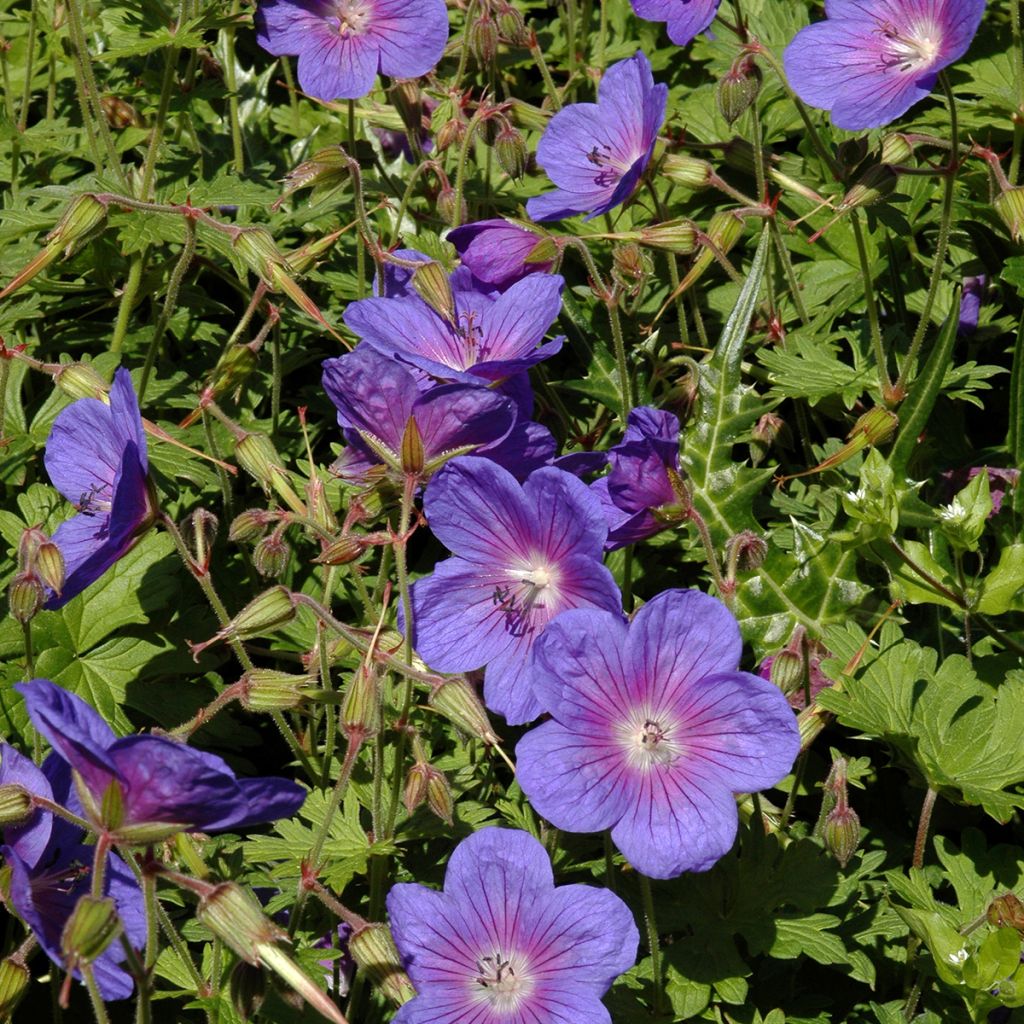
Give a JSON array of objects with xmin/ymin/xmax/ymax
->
[
  {"xmin": 322, "ymin": 347, "xmax": 516, "ymax": 486},
  {"xmin": 959, "ymin": 274, "xmax": 987, "ymax": 335},
  {"xmin": 407, "ymin": 457, "xmax": 622, "ymax": 725},
  {"xmin": 255, "ymin": 0, "xmax": 450, "ymax": 102},
  {"xmin": 387, "ymin": 827, "xmax": 639, "ymax": 1024},
  {"xmin": 526, "ymin": 52, "xmax": 667, "ymax": 223},
  {"xmin": 783, "ymin": 0, "xmax": 986, "ymax": 131},
  {"xmin": 343, "ymin": 272, "xmax": 566, "ymax": 386},
  {"xmin": 516, "ymin": 590, "xmax": 800, "ymax": 879},
  {"xmin": 15, "ymin": 679, "xmax": 305, "ymax": 840},
  {"xmin": 43, "ymin": 367, "xmax": 156, "ymax": 609},
  {"xmin": 591, "ymin": 407, "xmax": 681, "ymax": 550},
  {"xmin": 757, "ymin": 627, "xmax": 833, "ymax": 711},
  {"xmin": 447, "ymin": 219, "xmax": 555, "ymax": 291},
  {"xmin": 941, "ymin": 466, "xmax": 1020, "ymax": 517},
  {"xmin": 628, "ymin": 0, "xmax": 722, "ymax": 46},
  {"xmin": 1, "ymin": 744, "xmax": 146, "ymax": 999},
  {"xmin": 374, "ymin": 98, "xmax": 437, "ymax": 162}
]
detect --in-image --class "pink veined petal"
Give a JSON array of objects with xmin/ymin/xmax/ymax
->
[
  {"xmin": 476, "ymin": 274, "xmax": 564, "ymax": 364},
  {"xmin": 370, "ymin": 0, "xmax": 450, "ymax": 79},
  {"xmin": 296, "ymin": 29, "xmax": 380, "ymax": 101},
  {"xmin": 629, "ymin": 0, "xmax": 722, "ymax": 46},
  {"xmin": 255, "ymin": 0, "xmax": 336, "ymax": 55},
  {"xmin": 44, "ymin": 396, "xmax": 121, "ymax": 506}
]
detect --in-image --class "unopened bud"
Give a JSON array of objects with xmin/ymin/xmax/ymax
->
[
  {"xmin": 233, "ymin": 227, "xmax": 286, "ymax": 281},
  {"xmin": 241, "ymin": 670, "xmax": 317, "ymax": 712},
  {"xmin": 639, "ymin": 219, "xmax": 698, "ymax": 254},
  {"xmin": 342, "ymin": 665, "xmax": 379, "ymax": 741},
  {"xmin": 0, "ymin": 784, "xmax": 33, "ymax": 825},
  {"xmin": 403, "ymin": 763, "xmax": 430, "ymax": 815},
  {"xmin": 469, "ymin": 13, "xmax": 499, "ymax": 64},
  {"xmin": 836, "ymin": 137, "xmax": 869, "ymax": 172},
  {"xmin": 704, "ymin": 209, "xmax": 744, "ymax": 256},
  {"xmin": 822, "ymin": 804, "xmax": 860, "ymax": 868},
  {"xmin": 286, "ymin": 231, "xmax": 344, "ymax": 275},
  {"xmin": 229, "ymin": 961, "xmax": 267, "ymax": 1021},
  {"xmin": 400, "ymin": 417, "xmax": 425, "ymax": 476},
  {"xmin": 437, "ymin": 186, "xmax": 467, "ymax": 227},
  {"xmin": 229, "ymin": 509, "xmax": 273, "ymax": 544},
  {"xmin": 348, "ymin": 924, "xmax": 415, "ymax": 1007},
  {"xmin": 995, "ymin": 186, "xmax": 1024, "ymax": 242},
  {"xmin": 988, "ymin": 893, "xmax": 1024, "ymax": 935},
  {"xmin": 849, "ymin": 406, "xmax": 898, "ymax": 446},
  {"xmin": 429, "ymin": 678, "xmax": 499, "ymax": 745},
  {"xmin": 229, "ymin": 587, "xmax": 297, "ymax": 640},
  {"xmin": 305, "ymin": 474, "xmax": 338, "ymax": 534},
  {"xmin": 717, "ymin": 56, "xmax": 762, "ymax": 126},
  {"xmin": 662, "ymin": 154, "xmax": 713, "ymax": 190},
  {"xmin": 495, "ymin": 124, "xmax": 527, "ymax": 181},
  {"xmin": 315, "ymin": 535, "xmax": 365, "ymax": 566},
  {"xmin": 725, "ymin": 530, "xmax": 767, "ymax": 572},
  {"xmin": 185, "ymin": 508, "xmax": 218, "ymax": 573},
  {"xmin": 279, "ymin": 146, "xmax": 350, "ymax": 202},
  {"xmin": 197, "ymin": 883, "xmax": 287, "ymax": 965},
  {"xmin": 768, "ymin": 650, "xmax": 804, "ymax": 696},
  {"xmin": 8, "ymin": 573, "xmax": 44, "ymax": 624},
  {"xmin": 253, "ymin": 532, "xmax": 290, "ymax": 578},
  {"xmin": 235, "ymin": 433, "xmax": 305, "ymax": 514},
  {"xmin": 496, "ymin": 3, "xmax": 528, "ymax": 44},
  {"xmin": 425, "ymin": 767, "xmax": 454, "ymax": 825},
  {"xmin": 61, "ymin": 896, "xmax": 123, "ymax": 967},
  {"xmin": 435, "ymin": 117, "xmax": 466, "ymax": 153},
  {"xmin": 101, "ymin": 94, "xmax": 140, "ymax": 129},
  {"xmin": 0, "ymin": 957, "xmax": 29, "ymax": 1018},
  {"xmin": 525, "ymin": 237, "xmax": 559, "ymax": 264},
  {"xmin": 880, "ymin": 133, "xmax": 914, "ymax": 165},
  {"xmin": 412, "ymin": 261, "xmax": 456, "ymax": 323},
  {"xmin": 611, "ymin": 243, "xmax": 651, "ymax": 295},
  {"xmin": 753, "ymin": 412, "xmax": 784, "ymax": 448},
  {"xmin": 52, "ymin": 361, "xmax": 107, "ymax": 401},
  {"xmin": 838, "ymin": 164, "xmax": 898, "ymax": 212},
  {"xmin": 48, "ymin": 194, "xmax": 109, "ymax": 253}
]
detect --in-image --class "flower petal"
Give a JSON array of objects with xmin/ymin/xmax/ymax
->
[{"xmin": 371, "ymin": 0, "xmax": 450, "ymax": 79}]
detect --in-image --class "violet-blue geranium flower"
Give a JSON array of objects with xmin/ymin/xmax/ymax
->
[
  {"xmin": 527, "ymin": 52, "xmax": 667, "ymax": 222},
  {"xmin": 43, "ymin": 367, "xmax": 156, "ymax": 609},
  {"xmin": 1, "ymin": 744, "xmax": 146, "ymax": 999},
  {"xmin": 407, "ymin": 457, "xmax": 622, "ymax": 725},
  {"xmin": 16, "ymin": 679, "xmax": 305, "ymax": 841},
  {"xmin": 323, "ymin": 346, "xmax": 516, "ymax": 486},
  {"xmin": 591, "ymin": 406, "xmax": 682, "ymax": 550},
  {"xmin": 628, "ymin": 0, "xmax": 722, "ymax": 46},
  {"xmin": 255, "ymin": 0, "xmax": 449, "ymax": 102},
  {"xmin": 344, "ymin": 271, "xmax": 566, "ymax": 385},
  {"xmin": 447, "ymin": 219, "xmax": 555, "ymax": 290},
  {"xmin": 784, "ymin": 0, "xmax": 986, "ymax": 131},
  {"xmin": 516, "ymin": 590, "xmax": 800, "ymax": 879},
  {"xmin": 387, "ymin": 827, "xmax": 638, "ymax": 1024}
]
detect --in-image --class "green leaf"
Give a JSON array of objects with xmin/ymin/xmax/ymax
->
[
  {"xmin": 891, "ymin": 907, "xmax": 968, "ymax": 986},
  {"xmin": 978, "ymin": 543, "xmax": 1024, "ymax": 614}
]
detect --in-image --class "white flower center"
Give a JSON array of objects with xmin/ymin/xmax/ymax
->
[
  {"xmin": 472, "ymin": 950, "xmax": 533, "ymax": 1012},
  {"xmin": 877, "ymin": 18, "xmax": 942, "ymax": 72},
  {"xmin": 493, "ymin": 562, "xmax": 558, "ymax": 639},
  {"xmin": 621, "ymin": 711, "xmax": 682, "ymax": 769},
  {"xmin": 334, "ymin": 0, "xmax": 371, "ymax": 35}
]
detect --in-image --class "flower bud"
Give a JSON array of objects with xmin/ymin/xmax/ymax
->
[
  {"xmin": 101, "ymin": 94, "xmax": 140, "ymax": 129},
  {"xmin": 717, "ymin": 56, "xmax": 762, "ymax": 126},
  {"xmin": 495, "ymin": 124, "xmax": 527, "ymax": 181},
  {"xmin": 229, "ymin": 961, "xmax": 267, "ymax": 1021},
  {"xmin": 348, "ymin": 924, "xmax": 415, "ymax": 1007},
  {"xmin": 400, "ymin": 417, "xmax": 425, "ymax": 477},
  {"xmin": 429, "ymin": 678, "xmax": 500, "ymax": 746},
  {"xmin": 230, "ymin": 587, "xmax": 297, "ymax": 640},
  {"xmin": 849, "ymin": 406, "xmax": 898, "ymax": 447},
  {"xmin": 836, "ymin": 137, "xmax": 869, "ymax": 172},
  {"xmin": 240, "ymin": 670, "xmax": 317, "ymax": 713},
  {"xmin": 197, "ymin": 883, "xmax": 287, "ymax": 965},
  {"xmin": 61, "ymin": 896, "xmax": 123, "ymax": 968},
  {"xmin": 7, "ymin": 573, "xmax": 44, "ymax": 624},
  {"xmin": 988, "ymin": 893, "xmax": 1024, "ymax": 935},
  {"xmin": 611, "ymin": 243, "xmax": 651, "ymax": 295},
  {"xmin": 638, "ymin": 219, "xmax": 698, "ymax": 255},
  {"xmin": 496, "ymin": 3, "xmax": 528, "ymax": 44},
  {"xmin": 0, "ymin": 784, "xmax": 33, "ymax": 825},
  {"xmin": 185, "ymin": 508, "xmax": 218, "ymax": 574},
  {"xmin": 837, "ymin": 164, "xmax": 898, "ymax": 212},
  {"xmin": 469, "ymin": 13, "xmax": 499, "ymax": 65},
  {"xmin": 725, "ymin": 530, "xmax": 767, "ymax": 572},
  {"xmin": 235, "ymin": 433, "xmax": 306, "ymax": 515},
  {"xmin": 253, "ymin": 532, "xmax": 291, "ymax": 578},
  {"xmin": 525, "ymin": 237, "xmax": 560, "ymax": 265},
  {"xmin": 305, "ymin": 474, "xmax": 338, "ymax": 535},
  {"xmin": 48, "ymin": 193, "xmax": 109, "ymax": 253},
  {"xmin": 30, "ymin": 540, "xmax": 64, "ymax": 597},
  {"xmin": 752, "ymin": 411, "xmax": 785, "ymax": 449},
  {"xmin": 435, "ymin": 116, "xmax": 466, "ymax": 153},
  {"xmin": 768, "ymin": 650, "xmax": 804, "ymax": 697},
  {"xmin": 704, "ymin": 209, "xmax": 744, "ymax": 256},
  {"xmin": 342, "ymin": 665, "xmax": 380, "ymax": 742},
  {"xmin": 0, "ymin": 957, "xmax": 29, "ymax": 1019},
  {"xmin": 279, "ymin": 146, "xmax": 350, "ymax": 203},
  {"xmin": 995, "ymin": 186, "xmax": 1024, "ymax": 242},
  {"xmin": 233, "ymin": 227, "xmax": 286, "ymax": 281},
  {"xmin": 880, "ymin": 133, "xmax": 914, "ymax": 165},
  {"xmin": 229, "ymin": 509, "xmax": 273, "ymax": 544},
  {"xmin": 411, "ymin": 261, "xmax": 456, "ymax": 324},
  {"xmin": 661, "ymin": 154, "xmax": 713, "ymax": 190},
  {"xmin": 52, "ymin": 361, "xmax": 108, "ymax": 401},
  {"xmin": 437, "ymin": 186, "xmax": 467, "ymax": 228},
  {"xmin": 425, "ymin": 767, "xmax": 454, "ymax": 825},
  {"xmin": 403, "ymin": 763, "xmax": 430, "ymax": 815},
  {"xmin": 315, "ymin": 536, "xmax": 366, "ymax": 566},
  {"xmin": 822, "ymin": 804, "xmax": 860, "ymax": 868}
]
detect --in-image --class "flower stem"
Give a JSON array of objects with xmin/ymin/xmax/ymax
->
[
  {"xmin": 849, "ymin": 210, "xmax": 894, "ymax": 399},
  {"xmin": 529, "ymin": 33, "xmax": 562, "ymax": 111},
  {"xmin": 639, "ymin": 874, "xmax": 664, "ymax": 1016},
  {"xmin": 223, "ymin": 0, "xmax": 245, "ymax": 173},
  {"xmin": 1012, "ymin": 0, "xmax": 1024, "ymax": 184},
  {"xmin": 893, "ymin": 73, "xmax": 959, "ymax": 399},
  {"xmin": 82, "ymin": 963, "xmax": 112, "ymax": 1024},
  {"xmin": 134, "ymin": 872, "xmax": 158, "ymax": 1024},
  {"xmin": 451, "ymin": 110, "xmax": 483, "ymax": 228},
  {"xmin": 111, "ymin": 255, "xmax": 146, "ymax": 358},
  {"xmin": 913, "ymin": 787, "xmax": 938, "ymax": 870}
]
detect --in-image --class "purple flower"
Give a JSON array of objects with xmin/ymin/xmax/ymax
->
[
  {"xmin": 959, "ymin": 274, "xmax": 986, "ymax": 335},
  {"xmin": 407, "ymin": 457, "xmax": 622, "ymax": 725},
  {"xmin": 447, "ymin": 219, "xmax": 555, "ymax": 290},
  {"xmin": 255, "ymin": 0, "xmax": 450, "ymax": 102},
  {"xmin": 591, "ymin": 407, "xmax": 681, "ymax": 550},
  {"xmin": 44, "ymin": 367, "xmax": 156, "ymax": 609},
  {"xmin": 941, "ymin": 466, "xmax": 1020, "ymax": 517},
  {"xmin": 784, "ymin": 0, "xmax": 986, "ymax": 131},
  {"xmin": 387, "ymin": 827, "xmax": 638, "ymax": 1024},
  {"xmin": 16, "ymin": 679, "xmax": 305, "ymax": 839},
  {"xmin": 527, "ymin": 52, "xmax": 667, "ymax": 222},
  {"xmin": 322, "ymin": 347, "xmax": 516, "ymax": 485},
  {"xmin": 516, "ymin": 590, "xmax": 800, "ymax": 878},
  {"xmin": 374, "ymin": 98, "xmax": 437, "ymax": 162},
  {"xmin": 1, "ymin": 744, "xmax": 146, "ymax": 1000},
  {"xmin": 628, "ymin": 0, "xmax": 722, "ymax": 46},
  {"xmin": 344, "ymin": 272, "xmax": 566, "ymax": 385}
]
